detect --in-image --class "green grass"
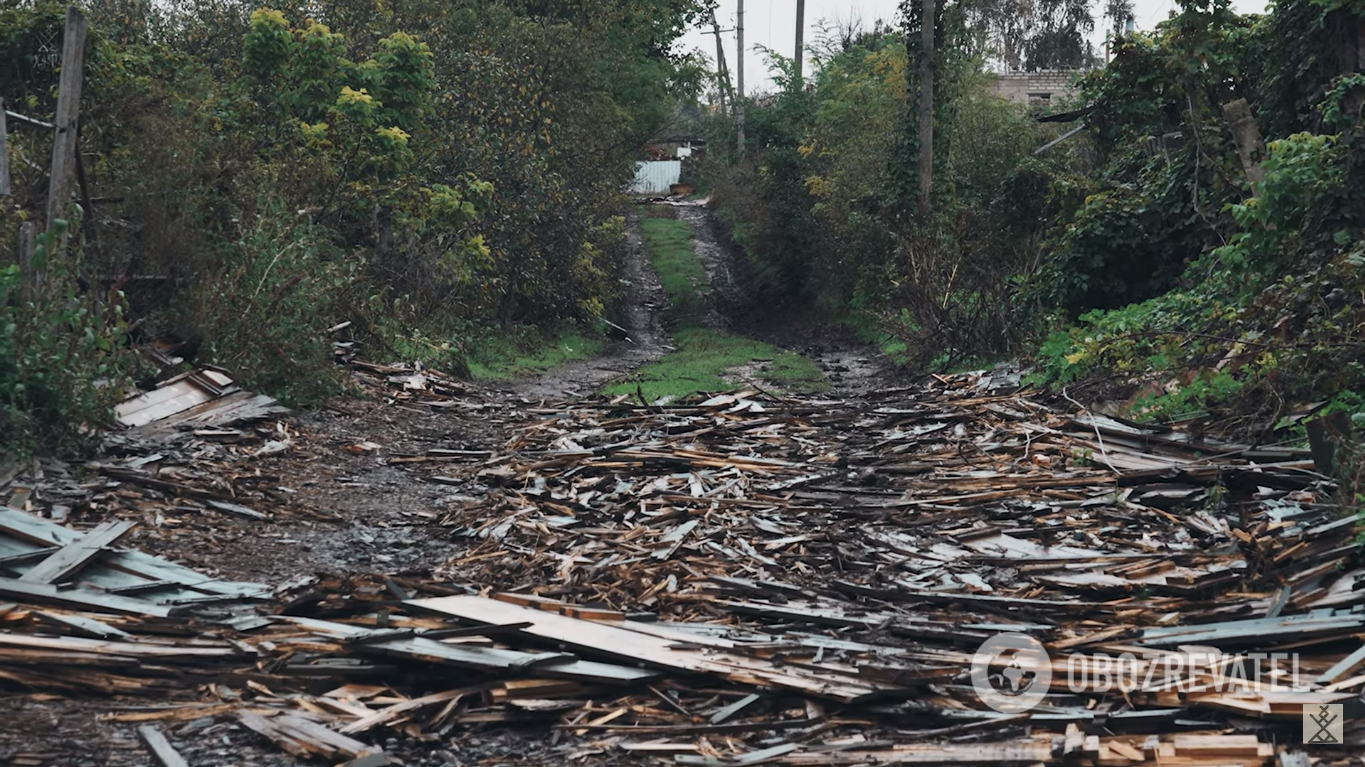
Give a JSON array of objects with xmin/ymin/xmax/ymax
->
[
  {"xmin": 639, "ymin": 216, "xmax": 709, "ymax": 322},
  {"xmin": 608, "ymin": 214, "xmax": 826, "ymax": 403},
  {"xmin": 605, "ymin": 328, "xmax": 828, "ymax": 402},
  {"xmin": 466, "ymin": 327, "xmax": 604, "ymax": 380}
]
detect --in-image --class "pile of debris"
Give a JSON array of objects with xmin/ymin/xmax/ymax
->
[{"xmin": 1, "ymin": 372, "xmax": 1362, "ymax": 766}]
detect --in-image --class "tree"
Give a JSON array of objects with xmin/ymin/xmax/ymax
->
[
  {"xmin": 1025, "ymin": 0, "xmax": 1097, "ymax": 69},
  {"xmin": 1103, "ymin": 0, "xmax": 1135, "ymax": 38}
]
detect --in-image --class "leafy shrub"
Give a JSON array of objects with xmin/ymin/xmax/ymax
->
[
  {"xmin": 1031, "ymin": 121, "xmax": 1365, "ymax": 435},
  {"xmin": 189, "ymin": 203, "xmax": 357, "ymax": 405},
  {"xmin": 1, "ymin": 0, "xmax": 705, "ymax": 449},
  {"xmin": 1, "ymin": 225, "xmax": 131, "ymax": 456}
]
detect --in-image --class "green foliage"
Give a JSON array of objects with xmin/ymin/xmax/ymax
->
[
  {"xmin": 0, "ymin": 0, "xmax": 709, "ymax": 451},
  {"xmin": 466, "ymin": 327, "xmax": 605, "ymax": 380},
  {"xmin": 606, "ymin": 329, "xmax": 827, "ymax": 403},
  {"xmin": 1025, "ymin": 0, "xmax": 1098, "ymax": 69},
  {"xmin": 702, "ymin": 0, "xmax": 1365, "ymax": 438},
  {"xmin": 1031, "ymin": 121, "xmax": 1365, "ymax": 435},
  {"xmin": 1258, "ymin": 0, "xmax": 1342, "ymax": 138},
  {"xmin": 191, "ymin": 202, "xmax": 356, "ymax": 405},
  {"xmin": 243, "ymin": 8, "xmax": 293, "ymax": 82},
  {"xmin": 370, "ymin": 32, "xmax": 434, "ymax": 132},
  {"xmin": 710, "ymin": 22, "xmax": 1070, "ymax": 366},
  {"xmin": 1027, "ymin": 0, "xmax": 1260, "ymax": 316},
  {"xmin": 0, "ymin": 225, "xmax": 131, "ymax": 456},
  {"xmin": 1216, "ymin": 132, "xmax": 1354, "ymax": 277}
]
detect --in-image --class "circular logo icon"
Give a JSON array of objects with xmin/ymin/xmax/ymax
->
[{"xmin": 971, "ymin": 633, "xmax": 1051, "ymax": 713}]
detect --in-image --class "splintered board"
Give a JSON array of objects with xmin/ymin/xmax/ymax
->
[{"xmin": 408, "ymin": 595, "xmax": 895, "ymax": 703}]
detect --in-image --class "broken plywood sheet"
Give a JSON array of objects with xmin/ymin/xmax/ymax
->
[{"xmin": 116, "ymin": 367, "xmax": 285, "ymax": 433}]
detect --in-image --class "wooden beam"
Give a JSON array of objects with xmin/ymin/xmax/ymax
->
[
  {"xmin": 137, "ymin": 725, "xmax": 190, "ymax": 767},
  {"xmin": 45, "ymin": 5, "xmax": 88, "ymax": 231},
  {"xmin": 19, "ymin": 519, "xmax": 135, "ymax": 584},
  {"xmin": 0, "ymin": 578, "xmax": 177, "ymax": 617}
]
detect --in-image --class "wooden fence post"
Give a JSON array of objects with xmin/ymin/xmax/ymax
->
[{"xmin": 45, "ymin": 6, "xmax": 87, "ymax": 232}]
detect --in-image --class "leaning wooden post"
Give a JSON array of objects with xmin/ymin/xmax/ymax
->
[
  {"xmin": 45, "ymin": 6, "xmax": 88, "ymax": 232},
  {"xmin": 917, "ymin": 0, "xmax": 936, "ymax": 217}
]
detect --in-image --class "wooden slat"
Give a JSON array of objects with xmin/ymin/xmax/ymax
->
[
  {"xmin": 237, "ymin": 711, "xmax": 373, "ymax": 761},
  {"xmin": 1317, "ymin": 642, "xmax": 1365, "ymax": 685},
  {"xmin": 33, "ymin": 610, "xmax": 131, "ymax": 639},
  {"xmin": 0, "ymin": 508, "xmax": 266, "ymax": 598},
  {"xmin": 0, "ymin": 632, "xmax": 237, "ymax": 661},
  {"xmin": 281, "ymin": 616, "xmax": 658, "ymax": 685},
  {"xmin": 407, "ymin": 595, "xmax": 893, "ymax": 703},
  {"xmin": 0, "ymin": 578, "xmax": 176, "ymax": 617},
  {"xmin": 137, "ymin": 725, "xmax": 190, "ymax": 767},
  {"xmin": 20, "ymin": 520, "xmax": 135, "ymax": 584}
]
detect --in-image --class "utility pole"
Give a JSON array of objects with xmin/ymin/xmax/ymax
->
[
  {"xmin": 917, "ymin": 0, "xmax": 934, "ymax": 216},
  {"xmin": 736, "ymin": 0, "xmax": 744, "ymax": 101},
  {"xmin": 795, "ymin": 0, "xmax": 805, "ymax": 87},
  {"xmin": 710, "ymin": 11, "xmax": 732, "ymax": 114},
  {"xmin": 736, "ymin": 0, "xmax": 746, "ymax": 155}
]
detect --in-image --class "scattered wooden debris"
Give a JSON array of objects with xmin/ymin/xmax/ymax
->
[
  {"xmin": 4, "ymin": 373, "xmax": 1363, "ymax": 765},
  {"xmin": 115, "ymin": 367, "xmax": 286, "ymax": 437}
]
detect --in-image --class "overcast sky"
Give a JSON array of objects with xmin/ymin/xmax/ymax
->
[{"xmin": 680, "ymin": 0, "xmax": 1270, "ymax": 94}]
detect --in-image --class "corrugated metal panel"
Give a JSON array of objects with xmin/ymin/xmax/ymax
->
[{"xmin": 629, "ymin": 161, "xmax": 681, "ymax": 194}]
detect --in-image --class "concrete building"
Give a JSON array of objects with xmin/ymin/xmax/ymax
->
[{"xmin": 990, "ymin": 70, "xmax": 1081, "ymax": 106}]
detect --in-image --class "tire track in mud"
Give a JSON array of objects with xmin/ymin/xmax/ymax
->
[
  {"xmin": 498, "ymin": 216, "xmax": 669, "ymax": 401},
  {"xmin": 673, "ymin": 205, "xmax": 892, "ymax": 398},
  {"xmin": 507, "ymin": 204, "xmax": 895, "ymax": 401}
]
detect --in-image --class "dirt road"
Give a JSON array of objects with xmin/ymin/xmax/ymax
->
[{"xmin": 0, "ymin": 206, "xmax": 899, "ymax": 766}]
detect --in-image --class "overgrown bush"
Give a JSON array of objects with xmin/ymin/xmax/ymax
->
[
  {"xmin": 1, "ymin": 224, "xmax": 131, "ymax": 456},
  {"xmin": 0, "ymin": 0, "xmax": 707, "ymax": 451},
  {"xmin": 707, "ymin": 36, "xmax": 1075, "ymax": 366},
  {"xmin": 189, "ymin": 202, "xmax": 357, "ymax": 405},
  {"xmin": 1032, "ymin": 122, "xmax": 1365, "ymax": 436}
]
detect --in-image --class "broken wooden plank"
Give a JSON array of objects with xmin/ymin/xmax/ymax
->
[
  {"xmin": 237, "ymin": 710, "xmax": 374, "ymax": 760},
  {"xmin": 20, "ymin": 520, "xmax": 135, "ymax": 584},
  {"xmin": 280, "ymin": 615, "xmax": 659, "ymax": 685},
  {"xmin": 0, "ymin": 579, "xmax": 178, "ymax": 617},
  {"xmin": 407, "ymin": 595, "xmax": 894, "ymax": 703},
  {"xmin": 137, "ymin": 725, "xmax": 190, "ymax": 767},
  {"xmin": 1316, "ymin": 642, "xmax": 1365, "ymax": 685}
]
